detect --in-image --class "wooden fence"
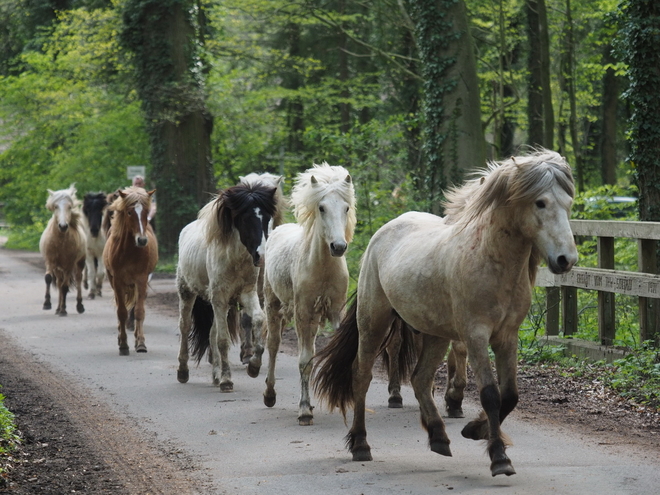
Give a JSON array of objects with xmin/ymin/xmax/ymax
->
[{"xmin": 536, "ymin": 219, "xmax": 660, "ymax": 345}]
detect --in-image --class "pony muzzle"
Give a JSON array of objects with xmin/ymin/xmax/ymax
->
[
  {"xmin": 548, "ymin": 253, "xmax": 577, "ymax": 274},
  {"xmin": 58, "ymin": 223, "xmax": 69, "ymax": 233},
  {"xmin": 330, "ymin": 241, "xmax": 347, "ymax": 257},
  {"xmin": 135, "ymin": 235, "xmax": 149, "ymax": 247}
]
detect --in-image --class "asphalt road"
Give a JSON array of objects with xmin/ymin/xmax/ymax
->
[{"xmin": 0, "ymin": 245, "xmax": 658, "ymax": 494}]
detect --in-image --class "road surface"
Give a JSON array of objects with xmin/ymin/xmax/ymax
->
[{"xmin": 0, "ymin": 246, "xmax": 658, "ymax": 494}]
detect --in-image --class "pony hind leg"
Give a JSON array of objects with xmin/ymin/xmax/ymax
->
[
  {"xmin": 209, "ymin": 299, "xmax": 234, "ymax": 392},
  {"xmin": 385, "ymin": 328, "xmax": 404, "ymax": 408},
  {"xmin": 56, "ymin": 281, "xmax": 69, "ymax": 316},
  {"xmin": 411, "ymin": 334, "xmax": 452, "ymax": 457},
  {"xmin": 239, "ymin": 310, "xmax": 253, "ymax": 365},
  {"xmin": 445, "ymin": 340, "xmax": 468, "ymax": 418},
  {"xmin": 132, "ymin": 280, "xmax": 149, "ymax": 352},
  {"xmin": 176, "ymin": 288, "xmax": 195, "ymax": 383}
]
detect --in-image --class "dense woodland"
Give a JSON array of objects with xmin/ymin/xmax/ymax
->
[{"xmin": 0, "ymin": 0, "xmax": 659, "ymax": 263}]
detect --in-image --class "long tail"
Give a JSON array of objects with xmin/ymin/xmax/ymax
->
[
  {"xmin": 189, "ymin": 297, "xmax": 240, "ymax": 363},
  {"xmin": 312, "ymin": 293, "xmax": 360, "ymax": 419},
  {"xmin": 190, "ymin": 296, "xmax": 214, "ymax": 363}
]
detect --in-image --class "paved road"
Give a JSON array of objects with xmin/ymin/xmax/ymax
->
[{"xmin": 0, "ymin": 246, "xmax": 658, "ymax": 494}]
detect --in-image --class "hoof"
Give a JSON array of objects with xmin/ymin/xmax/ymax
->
[
  {"xmin": 58, "ymin": 310, "xmax": 68, "ymax": 317},
  {"xmin": 264, "ymin": 394, "xmax": 276, "ymax": 408},
  {"xmin": 43, "ymin": 302, "xmax": 51, "ymax": 310},
  {"xmin": 177, "ymin": 369, "xmax": 189, "ymax": 383},
  {"xmin": 298, "ymin": 415, "xmax": 313, "ymax": 426},
  {"xmin": 119, "ymin": 347, "xmax": 130, "ymax": 356},
  {"xmin": 135, "ymin": 343, "xmax": 147, "ymax": 353},
  {"xmin": 247, "ymin": 361, "xmax": 261, "ymax": 378},
  {"xmin": 87, "ymin": 293, "xmax": 95, "ymax": 300},
  {"xmin": 219, "ymin": 381, "xmax": 233, "ymax": 393},
  {"xmin": 491, "ymin": 459, "xmax": 516, "ymax": 477},
  {"xmin": 77, "ymin": 303, "xmax": 85, "ymax": 314},
  {"xmin": 446, "ymin": 407, "xmax": 464, "ymax": 418},
  {"xmin": 352, "ymin": 448, "xmax": 373, "ymax": 462},
  {"xmin": 430, "ymin": 440, "xmax": 452, "ymax": 457},
  {"xmin": 241, "ymin": 354, "xmax": 252, "ymax": 365},
  {"xmin": 388, "ymin": 396, "xmax": 403, "ymax": 408}
]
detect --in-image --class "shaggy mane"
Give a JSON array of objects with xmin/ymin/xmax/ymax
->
[{"xmin": 46, "ymin": 184, "xmax": 82, "ymax": 230}]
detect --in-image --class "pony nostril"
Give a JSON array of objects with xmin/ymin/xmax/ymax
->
[{"xmin": 557, "ymin": 255, "xmax": 568, "ymax": 269}]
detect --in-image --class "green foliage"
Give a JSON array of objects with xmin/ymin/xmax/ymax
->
[
  {"xmin": 0, "ymin": 6, "xmax": 149, "ymax": 251},
  {"xmin": 0, "ymin": 389, "xmax": 21, "ymax": 479},
  {"xmin": 605, "ymin": 342, "xmax": 660, "ymax": 408}
]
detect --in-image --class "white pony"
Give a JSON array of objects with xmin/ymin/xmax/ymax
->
[
  {"xmin": 263, "ymin": 162, "xmax": 356, "ymax": 425},
  {"xmin": 313, "ymin": 150, "xmax": 578, "ymax": 477},
  {"xmin": 81, "ymin": 192, "xmax": 108, "ymax": 299},
  {"xmin": 39, "ymin": 185, "xmax": 87, "ymax": 316},
  {"xmin": 176, "ymin": 179, "xmax": 280, "ymax": 391}
]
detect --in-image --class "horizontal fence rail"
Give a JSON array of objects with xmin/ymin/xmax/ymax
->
[{"xmin": 536, "ymin": 219, "xmax": 660, "ymax": 345}]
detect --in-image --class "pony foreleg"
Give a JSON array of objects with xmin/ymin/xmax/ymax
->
[
  {"xmin": 75, "ymin": 257, "xmax": 85, "ymax": 314},
  {"xmin": 295, "ymin": 312, "xmax": 321, "ymax": 426},
  {"xmin": 263, "ymin": 297, "xmax": 283, "ymax": 408},
  {"xmin": 85, "ymin": 256, "xmax": 95, "ymax": 298},
  {"xmin": 240, "ymin": 292, "xmax": 265, "ymax": 378},
  {"xmin": 56, "ymin": 280, "xmax": 69, "ymax": 316},
  {"xmin": 239, "ymin": 312, "xmax": 253, "ymax": 365},
  {"xmin": 114, "ymin": 289, "xmax": 130, "ymax": 356},
  {"xmin": 95, "ymin": 258, "xmax": 105, "ymax": 297},
  {"xmin": 133, "ymin": 281, "xmax": 148, "ymax": 352},
  {"xmin": 43, "ymin": 272, "xmax": 53, "ymax": 310},
  {"xmin": 461, "ymin": 335, "xmax": 515, "ymax": 477},
  {"xmin": 411, "ymin": 335, "xmax": 452, "ymax": 457},
  {"xmin": 210, "ymin": 302, "xmax": 233, "ymax": 392},
  {"xmin": 445, "ymin": 340, "xmax": 468, "ymax": 418}
]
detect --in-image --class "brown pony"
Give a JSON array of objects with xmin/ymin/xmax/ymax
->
[
  {"xmin": 39, "ymin": 185, "xmax": 87, "ymax": 316},
  {"xmin": 103, "ymin": 186, "xmax": 158, "ymax": 355}
]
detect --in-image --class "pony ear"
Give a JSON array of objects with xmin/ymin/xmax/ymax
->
[
  {"xmin": 311, "ymin": 175, "xmax": 318, "ymax": 186},
  {"xmin": 118, "ymin": 190, "xmax": 127, "ymax": 199},
  {"xmin": 147, "ymin": 189, "xmax": 156, "ymax": 196},
  {"xmin": 345, "ymin": 174, "xmax": 352, "ymax": 184},
  {"xmin": 47, "ymin": 189, "xmax": 55, "ymax": 196}
]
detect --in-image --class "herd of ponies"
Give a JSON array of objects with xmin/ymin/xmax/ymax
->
[{"xmin": 38, "ymin": 149, "xmax": 578, "ymax": 477}]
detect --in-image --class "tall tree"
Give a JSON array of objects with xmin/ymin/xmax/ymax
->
[
  {"xmin": 406, "ymin": 0, "xmax": 486, "ymax": 214},
  {"xmin": 617, "ymin": 0, "xmax": 660, "ymax": 222},
  {"xmin": 122, "ymin": 0, "xmax": 214, "ymax": 257}
]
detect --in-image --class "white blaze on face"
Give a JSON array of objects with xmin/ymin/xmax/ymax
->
[
  {"xmin": 254, "ymin": 207, "xmax": 267, "ymax": 258},
  {"xmin": 135, "ymin": 203, "xmax": 145, "ymax": 236},
  {"xmin": 56, "ymin": 198, "xmax": 69, "ymax": 229}
]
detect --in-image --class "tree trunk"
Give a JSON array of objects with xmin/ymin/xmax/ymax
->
[
  {"xmin": 284, "ymin": 22, "xmax": 304, "ymax": 154},
  {"xmin": 601, "ymin": 44, "xmax": 618, "ymax": 186},
  {"xmin": 407, "ymin": 0, "xmax": 486, "ymax": 214},
  {"xmin": 538, "ymin": 0, "xmax": 554, "ymax": 149},
  {"xmin": 122, "ymin": 0, "xmax": 214, "ymax": 258},
  {"xmin": 526, "ymin": 0, "xmax": 544, "ymax": 147},
  {"xmin": 564, "ymin": 0, "xmax": 583, "ymax": 191}
]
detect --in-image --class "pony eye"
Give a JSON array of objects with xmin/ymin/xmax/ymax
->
[
  {"xmin": 535, "ymin": 200, "xmax": 546, "ymax": 209},
  {"xmin": 345, "ymin": 206, "xmax": 349, "ymax": 213},
  {"xmin": 319, "ymin": 206, "xmax": 325, "ymax": 213}
]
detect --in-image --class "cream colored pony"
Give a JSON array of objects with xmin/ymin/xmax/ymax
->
[
  {"xmin": 314, "ymin": 150, "xmax": 578, "ymax": 477},
  {"xmin": 263, "ymin": 163, "xmax": 356, "ymax": 425},
  {"xmin": 39, "ymin": 185, "xmax": 87, "ymax": 316}
]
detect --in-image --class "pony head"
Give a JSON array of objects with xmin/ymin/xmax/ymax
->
[
  {"xmin": 110, "ymin": 186, "xmax": 155, "ymax": 247},
  {"xmin": 46, "ymin": 185, "xmax": 80, "ymax": 233},
  {"xmin": 444, "ymin": 149, "xmax": 578, "ymax": 275},
  {"xmin": 291, "ymin": 162, "xmax": 357, "ymax": 257},
  {"xmin": 239, "ymin": 172, "xmax": 288, "ymax": 229},
  {"xmin": 207, "ymin": 182, "xmax": 279, "ymax": 266},
  {"xmin": 83, "ymin": 192, "xmax": 108, "ymax": 238}
]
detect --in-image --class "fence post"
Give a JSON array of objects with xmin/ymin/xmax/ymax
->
[
  {"xmin": 598, "ymin": 236, "xmax": 616, "ymax": 345},
  {"xmin": 639, "ymin": 239, "xmax": 659, "ymax": 344},
  {"xmin": 546, "ymin": 287, "xmax": 560, "ymax": 336},
  {"xmin": 562, "ymin": 287, "xmax": 578, "ymax": 336}
]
